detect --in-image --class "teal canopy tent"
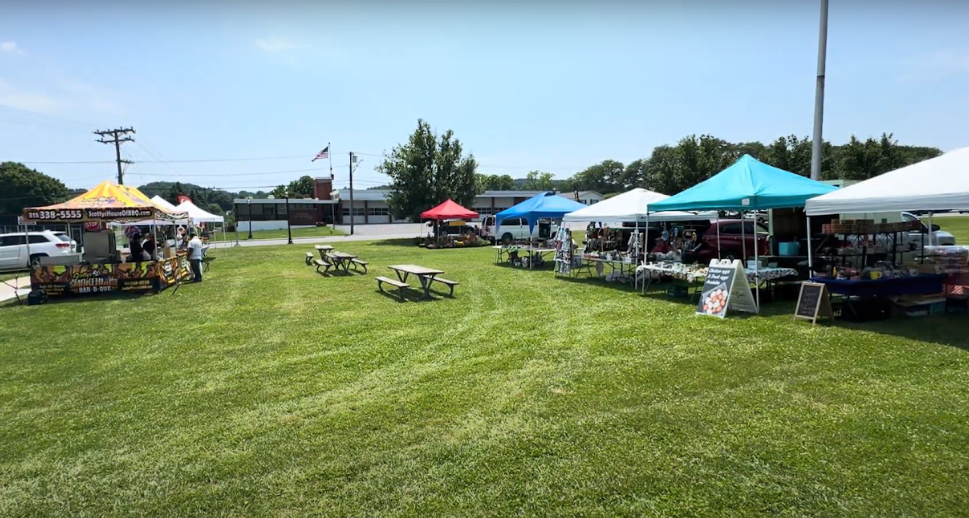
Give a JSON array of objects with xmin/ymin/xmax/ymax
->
[
  {"xmin": 496, "ymin": 192, "xmax": 588, "ymax": 233},
  {"xmin": 648, "ymin": 155, "xmax": 837, "ymax": 212}
]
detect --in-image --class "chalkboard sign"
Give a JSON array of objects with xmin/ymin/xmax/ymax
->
[{"xmin": 794, "ymin": 282, "xmax": 833, "ymax": 324}]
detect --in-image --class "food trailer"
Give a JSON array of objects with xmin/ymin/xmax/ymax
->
[{"xmin": 22, "ymin": 181, "xmax": 192, "ymax": 302}]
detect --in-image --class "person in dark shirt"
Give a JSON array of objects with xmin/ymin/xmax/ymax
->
[
  {"xmin": 129, "ymin": 234, "xmax": 144, "ymax": 263},
  {"xmin": 142, "ymin": 233, "xmax": 156, "ymax": 260}
]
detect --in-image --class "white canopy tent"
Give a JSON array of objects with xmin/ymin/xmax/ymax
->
[
  {"xmin": 176, "ymin": 200, "xmax": 225, "ymax": 224},
  {"xmin": 562, "ymin": 188, "xmax": 717, "ymax": 222},
  {"xmin": 806, "ymin": 146, "xmax": 969, "ymax": 215},
  {"xmin": 111, "ymin": 195, "xmax": 189, "ymax": 226}
]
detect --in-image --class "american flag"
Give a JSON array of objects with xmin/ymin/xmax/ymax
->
[{"xmin": 312, "ymin": 146, "xmax": 329, "ymax": 162}]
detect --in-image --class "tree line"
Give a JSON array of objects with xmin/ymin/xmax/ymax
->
[
  {"xmin": 0, "ymin": 126, "xmax": 945, "ymax": 223},
  {"xmin": 558, "ymin": 134, "xmax": 941, "ymax": 198}
]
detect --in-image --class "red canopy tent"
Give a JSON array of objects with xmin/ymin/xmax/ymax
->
[{"xmin": 420, "ymin": 199, "xmax": 479, "ymax": 220}]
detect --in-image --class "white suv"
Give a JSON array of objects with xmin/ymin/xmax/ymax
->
[
  {"xmin": 482, "ymin": 216, "xmax": 559, "ymax": 244},
  {"xmin": 0, "ymin": 231, "xmax": 77, "ymax": 269}
]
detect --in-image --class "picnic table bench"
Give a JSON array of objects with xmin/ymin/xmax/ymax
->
[
  {"xmin": 387, "ymin": 264, "xmax": 447, "ymax": 300},
  {"xmin": 305, "ymin": 252, "xmax": 314, "ymax": 265},
  {"xmin": 350, "ymin": 258, "xmax": 369, "ymax": 273},
  {"xmin": 375, "ymin": 276, "xmax": 410, "ymax": 301},
  {"xmin": 431, "ymin": 277, "xmax": 459, "ymax": 297},
  {"xmin": 313, "ymin": 259, "xmax": 332, "ymax": 274}
]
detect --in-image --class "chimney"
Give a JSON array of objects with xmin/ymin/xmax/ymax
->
[{"xmin": 313, "ymin": 177, "xmax": 333, "ymax": 199}]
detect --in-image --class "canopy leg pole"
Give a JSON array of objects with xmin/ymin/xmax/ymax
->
[
  {"xmin": 928, "ymin": 211, "xmax": 934, "ymax": 247},
  {"xmin": 741, "ymin": 210, "xmax": 747, "ymax": 263},
  {"xmin": 806, "ymin": 215, "xmax": 814, "ymax": 271},
  {"xmin": 754, "ymin": 218, "xmax": 760, "ymax": 311},
  {"xmin": 716, "ymin": 213, "xmax": 721, "ymax": 260}
]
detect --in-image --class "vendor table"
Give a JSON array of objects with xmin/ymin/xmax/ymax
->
[
  {"xmin": 571, "ymin": 257, "xmax": 638, "ymax": 284},
  {"xmin": 387, "ymin": 264, "xmax": 445, "ymax": 300},
  {"xmin": 29, "ymin": 255, "xmax": 190, "ymax": 301},
  {"xmin": 493, "ymin": 245, "xmax": 555, "ymax": 268},
  {"xmin": 326, "ymin": 251, "xmax": 357, "ymax": 273},
  {"xmin": 638, "ymin": 263, "xmax": 798, "ymax": 297},
  {"xmin": 811, "ymin": 274, "xmax": 949, "ymax": 321}
]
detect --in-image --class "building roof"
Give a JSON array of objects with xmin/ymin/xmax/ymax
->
[{"xmin": 232, "ymin": 198, "xmax": 335, "ymax": 204}]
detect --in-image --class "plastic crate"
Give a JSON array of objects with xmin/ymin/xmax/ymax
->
[{"xmin": 905, "ymin": 301, "xmax": 946, "ymax": 317}]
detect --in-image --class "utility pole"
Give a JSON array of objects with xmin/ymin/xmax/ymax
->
[
  {"xmin": 94, "ymin": 127, "xmax": 136, "ymax": 185},
  {"xmin": 349, "ymin": 152, "xmax": 355, "ymax": 236},
  {"xmin": 810, "ymin": 0, "xmax": 829, "ymax": 181},
  {"xmin": 285, "ymin": 192, "xmax": 293, "ymax": 245}
]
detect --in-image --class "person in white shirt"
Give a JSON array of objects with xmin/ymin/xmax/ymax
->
[{"xmin": 187, "ymin": 231, "xmax": 204, "ymax": 282}]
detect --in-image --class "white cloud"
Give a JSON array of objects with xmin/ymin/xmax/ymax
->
[
  {"xmin": 0, "ymin": 79, "xmax": 62, "ymax": 113},
  {"xmin": 0, "ymin": 41, "xmax": 25, "ymax": 55},
  {"xmin": 0, "ymin": 73, "xmax": 124, "ymax": 117},
  {"xmin": 255, "ymin": 37, "xmax": 308, "ymax": 53}
]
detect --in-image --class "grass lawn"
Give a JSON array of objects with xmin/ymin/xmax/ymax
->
[
  {"xmin": 2, "ymin": 237, "xmax": 969, "ymax": 516},
  {"xmin": 939, "ymin": 215, "xmax": 969, "ymax": 243},
  {"xmin": 213, "ymin": 226, "xmax": 345, "ymax": 241}
]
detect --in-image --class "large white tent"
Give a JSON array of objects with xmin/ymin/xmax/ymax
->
[
  {"xmin": 176, "ymin": 199, "xmax": 225, "ymax": 224},
  {"xmin": 563, "ymin": 188, "xmax": 717, "ymax": 222},
  {"xmin": 806, "ymin": 146, "xmax": 969, "ymax": 215}
]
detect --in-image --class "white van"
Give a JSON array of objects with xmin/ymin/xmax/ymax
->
[{"xmin": 481, "ymin": 216, "xmax": 558, "ymax": 244}]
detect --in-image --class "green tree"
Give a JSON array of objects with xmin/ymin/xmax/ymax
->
[
  {"xmin": 377, "ymin": 119, "xmax": 479, "ymax": 221},
  {"xmin": 270, "ymin": 185, "xmax": 287, "ymax": 198},
  {"xmin": 571, "ymin": 160, "xmax": 625, "ymax": 194},
  {"xmin": 0, "ymin": 162, "xmax": 69, "ymax": 215},
  {"xmin": 207, "ymin": 203, "xmax": 225, "ymax": 215},
  {"xmin": 522, "ymin": 170, "xmax": 554, "ymax": 190},
  {"xmin": 287, "ymin": 175, "xmax": 315, "ymax": 198},
  {"xmin": 489, "ymin": 174, "xmax": 515, "ymax": 191}
]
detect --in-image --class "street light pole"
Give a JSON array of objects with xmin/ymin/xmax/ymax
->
[
  {"xmin": 247, "ymin": 197, "xmax": 253, "ymax": 239},
  {"xmin": 286, "ymin": 193, "xmax": 293, "ymax": 245},
  {"xmin": 810, "ymin": 0, "xmax": 829, "ymax": 181}
]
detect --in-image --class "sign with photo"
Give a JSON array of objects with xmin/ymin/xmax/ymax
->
[{"xmin": 696, "ymin": 259, "xmax": 758, "ymax": 318}]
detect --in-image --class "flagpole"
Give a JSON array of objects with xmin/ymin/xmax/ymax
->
[{"xmin": 328, "ymin": 142, "xmax": 335, "ymax": 228}]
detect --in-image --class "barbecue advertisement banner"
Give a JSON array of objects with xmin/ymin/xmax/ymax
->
[{"xmin": 29, "ymin": 259, "xmax": 188, "ymax": 298}]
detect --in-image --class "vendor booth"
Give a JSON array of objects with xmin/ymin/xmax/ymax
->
[
  {"xmin": 22, "ymin": 181, "xmax": 191, "ymax": 302},
  {"xmin": 419, "ymin": 200, "xmax": 483, "ymax": 248},
  {"xmin": 559, "ymin": 188, "xmax": 716, "ymax": 284},
  {"xmin": 644, "ymin": 154, "xmax": 838, "ymax": 312},
  {"xmin": 494, "ymin": 192, "xmax": 586, "ymax": 268},
  {"xmin": 804, "ymin": 146, "xmax": 969, "ymax": 320}
]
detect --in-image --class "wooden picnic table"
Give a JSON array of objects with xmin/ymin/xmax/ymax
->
[
  {"xmin": 314, "ymin": 245, "xmax": 334, "ymax": 260},
  {"xmin": 326, "ymin": 251, "xmax": 357, "ymax": 273},
  {"xmin": 387, "ymin": 264, "xmax": 445, "ymax": 299}
]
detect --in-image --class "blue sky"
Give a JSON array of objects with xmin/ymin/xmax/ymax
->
[{"xmin": 1, "ymin": 1, "xmax": 968, "ymax": 191}]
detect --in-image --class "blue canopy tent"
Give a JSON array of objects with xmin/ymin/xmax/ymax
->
[
  {"xmin": 647, "ymin": 154, "xmax": 837, "ymax": 310},
  {"xmin": 496, "ymin": 192, "xmax": 588, "ymax": 233},
  {"xmin": 647, "ymin": 154, "xmax": 837, "ymax": 212},
  {"xmin": 495, "ymin": 192, "xmax": 587, "ymax": 268}
]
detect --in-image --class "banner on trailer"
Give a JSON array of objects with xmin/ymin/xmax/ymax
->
[{"xmin": 29, "ymin": 259, "xmax": 189, "ymax": 298}]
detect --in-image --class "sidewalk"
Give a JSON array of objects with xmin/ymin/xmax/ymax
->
[{"xmin": 0, "ymin": 276, "xmax": 31, "ymax": 304}]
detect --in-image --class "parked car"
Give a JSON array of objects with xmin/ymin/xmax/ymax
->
[
  {"xmin": 0, "ymin": 231, "xmax": 77, "ymax": 269},
  {"xmin": 481, "ymin": 216, "xmax": 558, "ymax": 244},
  {"xmin": 693, "ymin": 220, "xmax": 770, "ymax": 263},
  {"xmin": 901, "ymin": 211, "xmax": 956, "ymax": 246}
]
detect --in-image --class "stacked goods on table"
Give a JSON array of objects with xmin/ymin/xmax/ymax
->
[
  {"xmin": 821, "ymin": 219, "xmax": 921, "ymax": 235},
  {"xmin": 921, "ymin": 246, "xmax": 969, "ymax": 300}
]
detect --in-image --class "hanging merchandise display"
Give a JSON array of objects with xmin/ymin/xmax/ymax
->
[{"xmin": 553, "ymin": 227, "xmax": 574, "ymax": 276}]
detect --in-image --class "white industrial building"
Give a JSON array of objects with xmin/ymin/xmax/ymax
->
[{"xmin": 234, "ymin": 189, "xmax": 603, "ymax": 230}]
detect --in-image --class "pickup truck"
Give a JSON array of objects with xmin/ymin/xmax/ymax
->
[{"xmin": 901, "ymin": 211, "xmax": 955, "ymax": 246}]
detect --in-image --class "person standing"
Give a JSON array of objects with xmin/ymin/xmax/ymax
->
[
  {"xmin": 128, "ymin": 233, "xmax": 144, "ymax": 263},
  {"xmin": 187, "ymin": 231, "xmax": 204, "ymax": 282}
]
